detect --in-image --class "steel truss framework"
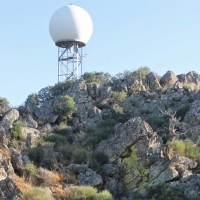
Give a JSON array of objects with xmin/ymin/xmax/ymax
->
[{"xmin": 58, "ymin": 42, "xmax": 82, "ymax": 82}]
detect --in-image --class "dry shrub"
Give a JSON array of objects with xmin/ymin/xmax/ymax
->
[
  {"xmin": 39, "ymin": 168, "xmax": 61, "ymax": 185},
  {"xmin": 0, "ymin": 148, "xmax": 11, "ymax": 160},
  {"xmin": 51, "ymin": 186, "xmax": 71, "ymax": 199},
  {"xmin": 12, "ymin": 175, "xmax": 32, "ymax": 194}
]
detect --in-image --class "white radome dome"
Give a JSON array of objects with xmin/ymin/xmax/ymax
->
[{"xmin": 49, "ymin": 5, "xmax": 93, "ymax": 47}]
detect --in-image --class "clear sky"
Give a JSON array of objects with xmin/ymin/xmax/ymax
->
[{"xmin": 0, "ymin": 0, "xmax": 200, "ymax": 106}]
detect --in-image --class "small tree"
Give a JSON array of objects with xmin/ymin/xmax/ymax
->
[
  {"xmin": 25, "ymin": 93, "xmax": 39, "ymax": 108},
  {"xmin": 111, "ymin": 91, "xmax": 127, "ymax": 104},
  {"xmin": 0, "ymin": 97, "xmax": 9, "ymax": 108},
  {"xmin": 53, "ymin": 95, "xmax": 77, "ymax": 123}
]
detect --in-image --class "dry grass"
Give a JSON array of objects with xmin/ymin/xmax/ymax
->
[
  {"xmin": 12, "ymin": 174, "xmax": 32, "ymax": 194},
  {"xmin": 183, "ymin": 82, "xmax": 199, "ymax": 91},
  {"xmin": 51, "ymin": 186, "xmax": 71, "ymax": 199},
  {"xmin": 0, "ymin": 148, "xmax": 11, "ymax": 160}
]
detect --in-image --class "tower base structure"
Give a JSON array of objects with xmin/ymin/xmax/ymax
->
[{"xmin": 57, "ymin": 42, "xmax": 83, "ymax": 82}]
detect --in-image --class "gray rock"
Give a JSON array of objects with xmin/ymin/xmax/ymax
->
[
  {"xmin": 77, "ymin": 168, "xmax": 103, "ymax": 187},
  {"xmin": 26, "ymin": 132, "xmax": 39, "ymax": 148},
  {"xmin": 19, "ymin": 115, "xmax": 38, "ymax": 128},
  {"xmin": 180, "ymin": 170, "xmax": 193, "ymax": 182},
  {"xmin": 101, "ymin": 164, "xmax": 120, "ymax": 179},
  {"xmin": 0, "ymin": 177, "xmax": 22, "ymax": 200},
  {"xmin": 184, "ymin": 100, "xmax": 200, "ymax": 126},
  {"xmin": 146, "ymin": 72, "xmax": 161, "ymax": 90},
  {"xmin": 9, "ymin": 149, "xmax": 24, "ymax": 175},
  {"xmin": 160, "ymin": 71, "xmax": 178, "ymax": 87},
  {"xmin": 154, "ymin": 167, "xmax": 179, "ymax": 184},
  {"xmin": 38, "ymin": 123, "xmax": 54, "ymax": 134}
]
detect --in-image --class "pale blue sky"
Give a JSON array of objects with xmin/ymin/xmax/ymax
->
[{"xmin": 0, "ymin": 0, "xmax": 200, "ymax": 106}]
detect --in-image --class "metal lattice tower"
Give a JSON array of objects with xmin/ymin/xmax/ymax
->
[{"xmin": 58, "ymin": 42, "xmax": 82, "ymax": 82}]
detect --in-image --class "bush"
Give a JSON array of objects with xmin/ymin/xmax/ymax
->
[
  {"xmin": 25, "ymin": 93, "xmax": 39, "ymax": 108},
  {"xmin": 93, "ymin": 151, "xmax": 109, "ymax": 165},
  {"xmin": 84, "ymin": 128, "xmax": 109, "ymax": 147},
  {"xmin": 132, "ymin": 66, "xmax": 151, "ymax": 81},
  {"xmin": 54, "ymin": 122, "xmax": 70, "ymax": 136},
  {"xmin": 111, "ymin": 104, "xmax": 124, "ymax": 115},
  {"xmin": 94, "ymin": 190, "xmax": 113, "ymax": 200},
  {"xmin": 184, "ymin": 82, "xmax": 198, "ymax": 91},
  {"xmin": 23, "ymin": 163, "xmax": 39, "ymax": 180},
  {"xmin": 69, "ymin": 186, "xmax": 97, "ymax": 199},
  {"xmin": 176, "ymin": 104, "xmax": 190, "ymax": 120},
  {"xmin": 23, "ymin": 187, "xmax": 55, "ymax": 200},
  {"xmin": 147, "ymin": 182, "xmax": 191, "ymax": 200},
  {"xmin": 0, "ymin": 97, "xmax": 9, "ymax": 108},
  {"xmin": 53, "ymin": 95, "xmax": 77, "ymax": 123},
  {"xmin": 111, "ymin": 91, "xmax": 127, "ymax": 104},
  {"xmin": 44, "ymin": 134, "xmax": 68, "ymax": 146},
  {"xmin": 169, "ymin": 139, "xmax": 199, "ymax": 160},
  {"xmin": 68, "ymin": 186, "xmax": 113, "ymax": 200},
  {"xmin": 28, "ymin": 142, "xmax": 57, "ymax": 169},
  {"xmin": 146, "ymin": 115, "xmax": 166, "ymax": 131},
  {"xmin": 72, "ymin": 148, "xmax": 90, "ymax": 164},
  {"xmin": 89, "ymin": 152, "xmax": 109, "ymax": 171},
  {"xmin": 9, "ymin": 121, "xmax": 25, "ymax": 140}
]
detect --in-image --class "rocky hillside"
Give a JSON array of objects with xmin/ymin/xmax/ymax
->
[{"xmin": 0, "ymin": 69, "xmax": 200, "ymax": 199}]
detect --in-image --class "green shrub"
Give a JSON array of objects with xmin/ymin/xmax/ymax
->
[
  {"xmin": 72, "ymin": 148, "xmax": 90, "ymax": 164},
  {"xmin": 94, "ymin": 190, "xmax": 113, "ymax": 200},
  {"xmin": 8, "ymin": 139, "xmax": 19, "ymax": 149},
  {"xmin": 23, "ymin": 187, "xmax": 55, "ymax": 200},
  {"xmin": 132, "ymin": 66, "xmax": 151, "ymax": 81},
  {"xmin": 0, "ymin": 97, "xmax": 9, "ymax": 108},
  {"xmin": 176, "ymin": 104, "xmax": 190, "ymax": 120},
  {"xmin": 183, "ymin": 82, "xmax": 198, "ymax": 91},
  {"xmin": 93, "ymin": 151, "xmax": 109, "ymax": 165},
  {"xmin": 24, "ymin": 163, "xmax": 39, "ymax": 179},
  {"xmin": 89, "ymin": 158, "xmax": 101, "ymax": 171},
  {"xmin": 25, "ymin": 93, "xmax": 39, "ymax": 108},
  {"xmin": 111, "ymin": 104, "xmax": 124, "ymax": 115},
  {"xmin": 9, "ymin": 121, "xmax": 25, "ymax": 140},
  {"xmin": 44, "ymin": 134, "xmax": 68, "ymax": 146},
  {"xmin": 28, "ymin": 143, "xmax": 57, "ymax": 169},
  {"xmin": 89, "ymin": 152, "xmax": 109, "ymax": 171},
  {"xmin": 69, "ymin": 186, "xmax": 97, "ymax": 199},
  {"xmin": 146, "ymin": 115, "xmax": 166, "ymax": 131},
  {"xmin": 141, "ymin": 109, "xmax": 151, "ymax": 115},
  {"xmin": 54, "ymin": 122, "xmax": 70, "ymax": 136},
  {"xmin": 84, "ymin": 128, "xmax": 109, "ymax": 147},
  {"xmin": 169, "ymin": 139, "xmax": 199, "ymax": 160},
  {"xmin": 111, "ymin": 91, "xmax": 127, "ymax": 104},
  {"xmin": 69, "ymin": 186, "xmax": 113, "ymax": 200},
  {"xmin": 147, "ymin": 182, "xmax": 191, "ymax": 200},
  {"xmin": 53, "ymin": 95, "xmax": 77, "ymax": 123}
]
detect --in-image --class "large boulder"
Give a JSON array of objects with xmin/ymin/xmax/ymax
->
[
  {"xmin": 160, "ymin": 71, "xmax": 178, "ymax": 87},
  {"xmin": 97, "ymin": 117, "xmax": 164, "ymax": 191},
  {"xmin": 177, "ymin": 71, "xmax": 200, "ymax": 85},
  {"xmin": 77, "ymin": 168, "xmax": 103, "ymax": 187},
  {"xmin": 184, "ymin": 100, "xmax": 200, "ymax": 126},
  {"xmin": 19, "ymin": 115, "xmax": 38, "ymax": 129},
  {"xmin": 146, "ymin": 72, "xmax": 161, "ymax": 90}
]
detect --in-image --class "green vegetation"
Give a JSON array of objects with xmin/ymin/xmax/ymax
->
[
  {"xmin": 72, "ymin": 148, "xmax": 90, "ymax": 164},
  {"xmin": 147, "ymin": 182, "xmax": 191, "ymax": 200},
  {"xmin": 69, "ymin": 186, "xmax": 113, "ymax": 200},
  {"xmin": 25, "ymin": 93, "xmax": 39, "ymax": 108},
  {"xmin": 44, "ymin": 134, "xmax": 68, "ymax": 146},
  {"xmin": 111, "ymin": 104, "xmax": 124, "ymax": 115},
  {"xmin": 111, "ymin": 91, "xmax": 127, "ymax": 104},
  {"xmin": 183, "ymin": 82, "xmax": 198, "ymax": 91},
  {"xmin": 176, "ymin": 104, "xmax": 190, "ymax": 120},
  {"xmin": 0, "ymin": 96, "xmax": 9, "ymax": 107},
  {"xmin": 53, "ymin": 95, "xmax": 77, "ymax": 123},
  {"xmin": 89, "ymin": 151, "xmax": 109, "ymax": 170},
  {"xmin": 23, "ymin": 187, "xmax": 55, "ymax": 200},
  {"xmin": 9, "ymin": 121, "xmax": 25, "ymax": 140},
  {"xmin": 146, "ymin": 114, "xmax": 166, "ymax": 131},
  {"xmin": 169, "ymin": 139, "xmax": 200, "ymax": 160},
  {"xmin": 28, "ymin": 142, "xmax": 57, "ymax": 169},
  {"xmin": 82, "ymin": 71, "xmax": 113, "ymax": 85},
  {"xmin": 132, "ymin": 66, "xmax": 151, "ymax": 81},
  {"xmin": 23, "ymin": 163, "xmax": 40, "ymax": 181}
]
